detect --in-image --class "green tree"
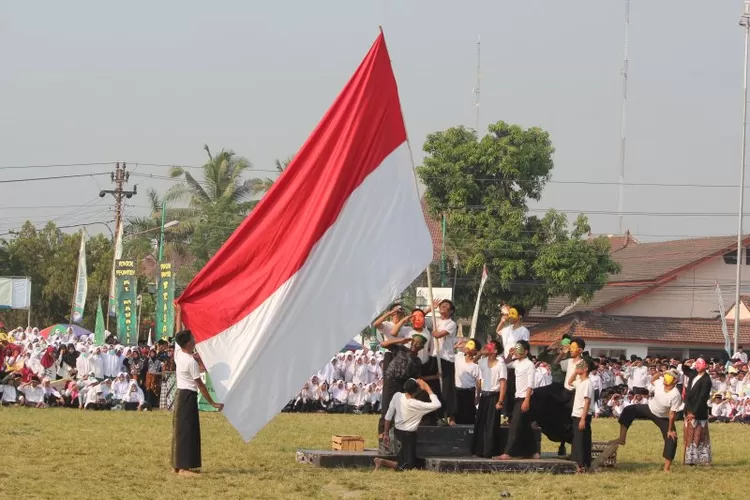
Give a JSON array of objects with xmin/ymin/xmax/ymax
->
[
  {"xmin": 417, "ymin": 121, "xmax": 620, "ymax": 336},
  {"xmin": 0, "ymin": 222, "xmax": 113, "ymax": 330}
]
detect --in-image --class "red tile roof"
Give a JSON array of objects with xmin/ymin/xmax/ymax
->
[
  {"xmin": 421, "ymin": 198, "xmax": 443, "ymax": 262},
  {"xmin": 529, "ymin": 312, "xmax": 750, "ymax": 347},
  {"xmin": 589, "ymin": 231, "xmax": 639, "ymax": 254}
]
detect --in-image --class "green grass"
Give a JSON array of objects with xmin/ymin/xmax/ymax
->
[{"xmin": 1, "ymin": 408, "xmax": 749, "ymax": 500}]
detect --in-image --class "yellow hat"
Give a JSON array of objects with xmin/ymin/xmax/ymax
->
[
  {"xmin": 465, "ymin": 340, "xmax": 476, "ymax": 351},
  {"xmin": 507, "ymin": 308, "xmax": 519, "ymax": 320},
  {"xmin": 663, "ymin": 373, "xmax": 675, "ymax": 385}
]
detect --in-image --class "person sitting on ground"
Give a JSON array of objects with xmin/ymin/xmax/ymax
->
[
  {"xmin": 374, "ymin": 378, "xmax": 442, "ymax": 471},
  {"xmin": 18, "ymin": 376, "xmax": 46, "ymax": 407}
]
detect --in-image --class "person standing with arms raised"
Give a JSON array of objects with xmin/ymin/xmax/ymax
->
[{"xmin": 172, "ymin": 330, "xmax": 223, "ymax": 476}]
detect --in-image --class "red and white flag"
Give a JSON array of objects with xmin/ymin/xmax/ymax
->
[{"xmin": 176, "ymin": 33, "xmax": 432, "ymax": 441}]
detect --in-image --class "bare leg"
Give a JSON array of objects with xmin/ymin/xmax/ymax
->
[
  {"xmin": 663, "ymin": 459, "xmax": 672, "ymax": 473},
  {"xmin": 373, "ymin": 458, "xmax": 398, "ymax": 470},
  {"xmin": 618, "ymin": 424, "xmax": 628, "ymax": 445}
]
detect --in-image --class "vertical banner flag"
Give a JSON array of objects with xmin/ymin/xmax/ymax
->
[
  {"xmin": 115, "ymin": 259, "xmax": 138, "ymax": 344},
  {"xmin": 72, "ymin": 230, "xmax": 88, "ymax": 323},
  {"xmin": 716, "ymin": 282, "xmax": 732, "ymax": 356},
  {"xmin": 176, "ymin": 32, "xmax": 433, "ymax": 441},
  {"xmin": 94, "ymin": 297, "xmax": 106, "ymax": 345},
  {"xmin": 155, "ymin": 262, "xmax": 175, "ymax": 339},
  {"xmin": 469, "ymin": 265, "xmax": 488, "ymax": 339},
  {"xmin": 108, "ymin": 220, "xmax": 124, "ymax": 316}
]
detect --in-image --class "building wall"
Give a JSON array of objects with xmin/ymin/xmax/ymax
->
[
  {"xmin": 607, "ymin": 253, "xmax": 750, "ymax": 318},
  {"xmin": 725, "ymin": 303, "xmax": 750, "ymax": 321}
]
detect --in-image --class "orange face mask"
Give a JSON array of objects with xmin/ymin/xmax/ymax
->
[{"xmin": 412, "ymin": 311, "xmax": 425, "ymax": 329}]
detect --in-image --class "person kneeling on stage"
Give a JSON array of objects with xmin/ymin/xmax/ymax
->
[
  {"xmin": 496, "ymin": 340, "xmax": 538, "ymax": 460},
  {"xmin": 616, "ymin": 369, "xmax": 683, "ymax": 472},
  {"xmin": 374, "ymin": 378, "xmax": 442, "ymax": 471}
]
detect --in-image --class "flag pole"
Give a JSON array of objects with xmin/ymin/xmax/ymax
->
[{"xmin": 381, "ymin": 25, "xmax": 444, "ymax": 392}]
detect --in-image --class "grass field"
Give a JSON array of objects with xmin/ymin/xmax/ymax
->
[{"xmin": 1, "ymin": 409, "xmax": 749, "ymax": 500}]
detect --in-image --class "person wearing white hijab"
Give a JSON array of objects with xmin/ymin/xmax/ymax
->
[
  {"xmin": 346, "ymin": 383, "xmax": 364, "ymax": 413},
  {"xmin": 329, "ymin": 380, "xmax": 348, "ymax": 413},
  {"xmin": 366, "ymin": 357, "xmax": 379, "ymax": 385},
  {"xmin": 343, "ymin": 353, "xmax": 355, "ymax": 383},
  {"xmin": 112, "ymin": 373, "xmax": 130, "ymax": 404},
  {"xmin": 123, "ymin": 380, "xmax": 148, "ymax": 411},
  {"xmin": 352, "ymin": 356, "xmax": 368, "ymax": 386},
  {"xmin": 76, "ymin": 346, "xmax": 92, "ymax": 378},
  {"xmin": 317, "ymin": 382, "xmax": 331, "ymax": 411}
]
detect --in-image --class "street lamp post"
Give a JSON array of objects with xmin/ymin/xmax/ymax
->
[
  {"xmin": 159, "ymin": 199, "xmax": 167, "ymax": 263},
  {"xmin": 735, "ymin": 1, "xmax": 750, "ymax": 355}
]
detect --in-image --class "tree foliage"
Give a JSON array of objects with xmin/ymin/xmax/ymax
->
[
  {"xmin": 0, "ymin": 222, "xmax": 113, "ymax": 330},
  {"xmin": 417, "ymin": 121, "xmax": 620, "ymax": 334}
]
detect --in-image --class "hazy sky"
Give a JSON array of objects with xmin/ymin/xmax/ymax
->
[{"xmin": 0, "ymin": 1, "xmax": 746, "ymax": 241}]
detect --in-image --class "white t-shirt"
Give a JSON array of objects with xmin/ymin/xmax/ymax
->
[
  {"xmin": 571, "ymin": 378, "xmax": 595, "ymax": 417},
  {"xmin": 563, "ymin": 358, "xmax": 580, "ymax": 391},
  {"xmin": 454, "ymin": 355, "xmax": 480, "ymax": 389},
  {"xmin": 429, "ymin": 317, "xmax": 457, "ymax": 362},
  {"xmin": 630, "ymin": 366, "xmax": 649, "ymax": 388},
  {"xmin": 513, "ymin": 358, "xmax": 535, "ymax": 399},
  {"xmin": 377, "ymin": 321, "xmax": 412, "ymax": 340},
  {"xmin": 732, "ymin": 351, "xmax": 748, "ymax": 364},
  {"xmin": 175, "ymin": 349, "xmax": 201, "ymax": 392},
  {"xmin": 499, "ymin": 325, "xmax": 530, "ymax": 368},
  {"xmin": 478, "ymin": 357, "xmax": 507, "ymax": 392},
  {"xmin": 648, "ymin": 379, "xmax": 683, "ymax": 418},
  {"xmin": 22, "ymin": 385, "xmax": 45, "ymax": 404},
  {"xmin": 385, "ymin": 392, "xmax": 442, "ymax": 432}
]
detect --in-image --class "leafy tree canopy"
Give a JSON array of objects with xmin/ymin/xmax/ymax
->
[{"xmin": 417, "ymin": 121, "xmax": 619, "ymax": 334}]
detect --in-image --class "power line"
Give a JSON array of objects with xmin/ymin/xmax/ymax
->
[
  {"xmin": 0, "ymin": 172, "xmax": 110, "ymax": 184},
  {"xmin": 0, "ymin": 162, "xmax": 118, "ymax": 170}
]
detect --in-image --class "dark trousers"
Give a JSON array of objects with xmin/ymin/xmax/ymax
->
[
  {"xmin": 439, "ymin": 359, "xmax": 456, "ymax": 418},
  {"xmin": 395, "ymin": 428, "xmax": 420, "ymax": 470},
  {"xmin": 571, "ymin": 415, "xmax": 592, "ymax": 468},
  {"xmin": 619, "ymin": 404, "xmax": 677, "ymax": 461},
  {"xmin": 454, "ymin": 388, "xmax": 476, "ymax": 425},
  {"xmin": 504, "ymin": 368, "xmax": 516, "ymax": 418},
  {"xmin": 473, "ymin": 392, "xmax": 503, "ymax": 457},
  {"xmin": 503, "ymin": 398, "xmax": 536, "ymax": 458}
]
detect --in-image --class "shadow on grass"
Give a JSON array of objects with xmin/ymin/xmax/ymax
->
[{"xmin": 211, "ymin": 467, "xmax": 264, "ymax": 475}]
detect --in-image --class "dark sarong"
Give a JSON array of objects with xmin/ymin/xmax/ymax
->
[
  {"xmin": 454, "ymin": 387, "xmax": 476, "ymax": 425},
  {"xmin": 473, "ymin": 391, "xmax": 504, "ymax": 458},
  {"xmin": 395, "ymin": 429, "xmax": 420, "ymax": 470},
  {"xmin": 503, "ymin": 398, "xmax": 536, "ymax": 458},
  {"xmin": 172, "ymin": 389, "xmax": 201, "ymax": 470},
  {"xmin": 529, "ymin": 382, "xmax": 574, "ymax": 443},
  {"xmin": 571, "ymin": 415, "xmax": 592, "ymax": 468},
  {"xmin": 439, "ymin": 359, "xmax": 456, "ymax": 418}
]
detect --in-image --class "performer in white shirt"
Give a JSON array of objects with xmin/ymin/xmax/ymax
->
[
  {"xmin": 425, "ymin": 299, "xmax": 458, "ymax": 423},
  {"xmin": 617, "ymin": 370, "xmax": 683, "ymax": 472},
  {"xmin": 496, "ymin": 340, "xmax": 538, "ymax": 460},
  {"xmin": 374, "ymin": 378, "xmax": 442, "ymax": 471},
  {"xmin": 171, "ymin": 330, "xmax": 223, "ymax": 476},
  {"xmin": 451, "ymin": 338, "xmax": 481, "ymax": 425},
  {"xmin": 496, "ymin": 306, "xmax": 530, "ymax": 418}
]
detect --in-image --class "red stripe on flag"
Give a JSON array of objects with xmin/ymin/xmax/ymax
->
[{"xmin": 177, "ymin": 34, "xmax": 408, "ymax": 342}]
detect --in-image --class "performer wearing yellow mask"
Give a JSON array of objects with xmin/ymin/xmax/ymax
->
[{"xmin": 616, "ymin": 369, "xmax": 683, "ymax": 472}]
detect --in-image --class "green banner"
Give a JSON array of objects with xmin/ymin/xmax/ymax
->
[
  {"xmin": 115, "ymin": 259, "xmax": 138, "ymax": 345},
  {"xmin": 155, "ymin": 262, "xmax": 175, "ymax": 340},
  {"xmin": 94, "ymin": 297, "xmax": 105, "ymax": 345},
  {"xmin": 197, "ymin": 372, "xmax": 219, "ymax": 412}
]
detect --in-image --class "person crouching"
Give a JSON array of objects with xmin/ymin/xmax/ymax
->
[{"xmin": 374, "ymin": 378, "xmax": 441, "ymax": 471}]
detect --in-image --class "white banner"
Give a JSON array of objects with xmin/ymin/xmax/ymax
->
[
  {"xmin": 72, "ymin": 231, "xmax": 88, "ymax": 323},
  {"xmin": 0, "ymin": 277, "xmax": 31, "ymax": 309},
  {"xmin": 469, "ymin": 265, "xmax": 488, "ymax": 339},
  {"xmin": 716, "ymin": 282, "xmax": 731, "ymax": 356}
]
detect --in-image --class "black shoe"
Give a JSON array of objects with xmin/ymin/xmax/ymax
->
[{"xmin": 558, "ymin": 443, "xmax": 567, "ymax": 456}]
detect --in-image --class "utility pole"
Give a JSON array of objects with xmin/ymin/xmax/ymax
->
[
  {"xmin": 100, "ymin": 162, "xmax": 137, "ymax": 331},
  {"xmin": 617, "ymin": 0, "xmax": 630, "ymax": 236}
]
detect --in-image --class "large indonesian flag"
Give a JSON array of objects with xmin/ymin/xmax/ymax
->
[{"xmin": 176, "ymin": 33, "xmax": 433, "ymax": 441}]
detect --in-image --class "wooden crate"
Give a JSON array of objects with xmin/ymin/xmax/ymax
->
[
  {"xmin": 332, "ymin": 435, "xmax": 364, "ymax": 452},
  {"xmin": 592, "ymin": 441, "xmax": 617, "ymax": 468}
]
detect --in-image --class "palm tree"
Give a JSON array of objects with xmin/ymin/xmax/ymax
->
[
  {"xmin": 124, "ymin": 189, "xmax": 193, "ymax": 264},
  {"xmin": 166, "ymin": 145, "xmax": 273, "ymax": 211}
]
